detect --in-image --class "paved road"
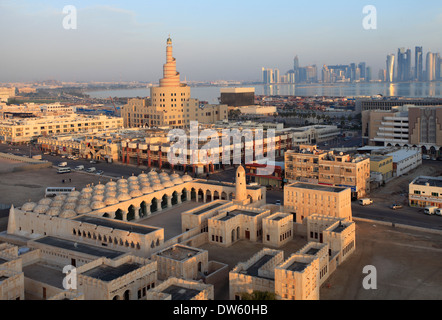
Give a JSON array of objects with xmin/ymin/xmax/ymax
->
[{"xmin": 352, "ymin": 201, "xmax": 442, "ymax": 231}]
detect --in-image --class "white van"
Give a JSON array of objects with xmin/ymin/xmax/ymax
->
[
  {"xmin": 75, "ymin": 165, "xmax": 84, "ymax": 171},
  {"xmin": 359, "ymin": 198, "xmax": 373, "ymax": 206},
  {"xmin": 424, "ymin": 206, "xmax": 438, "ymax": 215}
]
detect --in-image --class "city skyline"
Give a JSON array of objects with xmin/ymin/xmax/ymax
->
[{"xmin": 0, "ymin": 0, "xmax": 441, "ymax": 83}]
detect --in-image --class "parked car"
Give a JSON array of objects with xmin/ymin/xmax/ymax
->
[
  {"xmin": 96, "ymin": 170, "xmax": 104, "ymax": 176},
  {"xmin": 359, "ymin": 198, "xmax": 373, "ymax": 206},
  {"xmin": 435, "ymin": 208, "xmax": 442, "ymax": 216},
  {"xmin": 86, "ymin": 167, "xmax": 96, "ymax": 173},
  {"xmin": 90, "ymin": 160, "xmax": 97, "ymax": 164},
  {"xmin": 58, "ymin": 162, "xmax": 68, "ymax": 167},
  {"xmin": 275, "ymin": 200, "xmax": 281, "ymax": 205},
  {"xmin": 422, "ymin": 155, "xmax": 430, "ymax": 160},
  {"xmin": 390, "ymin": 204, "xmax": 403, "ymax": 210},
  {"xmin": 75, "ymin": 165, "xmax": 84, "ymax": 171},
  {"xmin": 424, "ymin": 206, "xmax": 438, "ymax": 215}
]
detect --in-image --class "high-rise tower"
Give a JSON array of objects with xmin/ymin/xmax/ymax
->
[
  {"xmin": 415, "ymin": 46, "xmax": 423, "ymax": 81},
  {"xmin": 386, "ymin": 54, "xmax": 395, "ymax": 82}
]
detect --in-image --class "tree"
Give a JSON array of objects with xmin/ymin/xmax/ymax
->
[{"xmin": 240, "ymin": 291, "xmax": 277, "ymax": 300}]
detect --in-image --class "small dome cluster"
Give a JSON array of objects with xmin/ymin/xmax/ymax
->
[{"xmin": 20, "ymin": 171, "xmax": 192, "ymax": 217}]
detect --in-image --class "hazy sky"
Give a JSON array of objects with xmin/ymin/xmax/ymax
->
[{"xmin": 0, "ymin": 0, "xmax": 441, "ymax": 83}]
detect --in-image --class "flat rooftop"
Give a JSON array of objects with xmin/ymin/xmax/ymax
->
[
  {"xmin": 74, "ymin": 215, "xmax": 158, "ymax": 235},
  {"xmin": 195, "ymin": 180, "xmax": 262, "ymax": 190},
  {"xmin": 192, "ymin": 202, "xmax": 225, "ymax": 216},
  {"xmin": 289, "ymin": 182, "xmax": 346, "ymax": 193},
  {"xmin": 162, "ymin": 285, "xmax": 201, "ymax": 300},
  {"xmin": 34, "ymin": 236, "xmax": 125, "ymax": 259},
  {"xmin": 245, "ymin": 254, "xmax": 274, "ymax": 279},
  {"xmin": 412, "ymin": 177, "xmax": 442, "ymax": 188},
  {"xmin": 219, "ymin": 209, "xmax": 262, "ymax": 221},
  {"xmin": 157, "ymin": 245, "xmax": 201, "ymax": 261},
  {"xmin": 82, "ymin": 262, "xmax": 142, "ymax": 282},
  {"xmin": 287, "ymin": 261, "xmax": 309, "ymax": 272},
  {"xmin": 23, "ymin": 263, "xmax": 65, "ymax": 289},
  {"xmin": 305, "ymin": 248, "xmax": 320, "ymax": 255},
  {"xmin": 332, "ymin": 223, "xmax": 348, "ymax": 234}
]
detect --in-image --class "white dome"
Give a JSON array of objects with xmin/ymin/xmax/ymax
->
[
  {"xmin": 104, "ymin": 197, "xmax": 119, "ymax": 206},
  {"xmin": 21, "ymin": 202, "xmax": 36, "ymax": 212},
  {"xmin": 153, "ymin": 184, "xmax": 164, "ymax": 191},
  {"xmin": 94, "ymin": 183, "xmax": 105, "ymax": 190},
  {"xmin": 54, "ymin": 194, "xmax": 67, "ymax": 201},
  {"xmin": 90, "ymin": 201, "xmax": 106, "ymax": 210},
  {"xmin": 117, "ymin": 193, "xmax": 131, "ymax": 202},
  {"xmin": 82, "ymin": 186, "xmax": 93, "ymax": 193},
  {"xmin": 38, "ymin": 198, "xmax": 52, "ymax": 205},
  {"xmin": 162, "ymin": 181, "xmax": 174, "ymax": 188},
  {"xmin": 91, "ymin": 194, "xmax": 104, "ymax": 202},
  {"xmin": 129, "ymin": 189, "xmax": 143, "ymax": 198},
  {"xmin": 46, "ymin": 207, "xmax": 61, "ymax": 216},
  {"xmin": 106, "ymin": 185, "xmax": 117, "ymax": 192},
  {"xmin": 141, "ymin": 186, "xmax": 154, "ymax": 194},
  {"xmin": 148, "ymin": 171, "xmax": 158, "ymax": 176},
  {"xmin": 105, "ymin": 191, "xmax": 117, "ymax": 198},
  {"xmin": 75, "ymin": 205, "xmax": 91, "ymax": 214},
  {"xmin": 59, "ymin": 210, "xmax": 77, "ymax": 218},
  {"xmin": 33, "ymin": 204, "xmax": 49, "ymax": 214},
  {"xmin": 50, "ymin": 200, "xmax": 64, "ymax": 208},
  {"xmin": 138, "ymin": 173, "xmax": 148, "ymax": 180},
  {"xmin": 69, "ymin": 191, "xmax": 81, "ymax": 197},
  {"xmin": 159, "ymin": 171, "xmax": 169, "ymax": 177},
  {"xmin": 80, "ymin": 192, "xmax": 92, "ymax": 199},
  {"xmin": 182, "ymin": 174, "xmax": 192, "ymax": 182},
  {"xmin": 170, "ymin": 173, "xmax": 180, "ymax": 179},
  {"xmin": 172, "ymin": 177, "xmax": 184, "ymax": 185},
  {"xmin": 65, "ymin": 196, "xmax": 78, "ymax": 203},
  {"xmin": 117, "ymin": 187, "xmax": 129, "ymax": 195},
  {"xmin": 129, "ymin": 184, "xmax": 140, "ymax": 191},
  {"xmin": 106, "ymin": 180, "xmax": 117, "ymax": 187},
  {"xmin": 128, "ymin": 175, "xmax": 138, "ymax": 182},
  {"xmin": 77, "ymin": 198, "xmax": 91, "ymax": 206},
  {"xmin": 62, "ymin": 203, "xmax": 76, "ymax": 210},
  {"xmin": 140, "ymin": 180, "xmax": 151, "ymax": 187},
  {"xmin": 117, "ymin": 178, "xmax": 128, "ymax": 185},
  {"xmin": 94, "ymin": 189, "xmax": 105, "ymax": 196}
]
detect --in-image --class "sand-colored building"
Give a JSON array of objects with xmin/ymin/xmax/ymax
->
[
  {"xmin": 152, "ymin": 244, "xmax": 208, "ymax": 280},
  {"xmin": 284, "ymin": 182, "xmax": 352, "ymax": 223},
  {"xmin": 262, "ymin": 212, "xmax": 293, "ymax": 248},
  {"xmin": 409, "ymin": 176, "xmax": 442, "ymax": 208},
  {"xmin": 0, "ymin": 113, "xmax": 123, "ymax": 143},
  {"xmin": 274, "ymin": 254, "xmax": 320, "ymax": 300},
  {"xmin": 145, "ymin": 277, "xmax": 214, "ymax": 300},
  {"xmin": 229, "ymin": 248, "xmax": 284, "ymax": 300},
  {"xmin": 285, "ymin": 145, "xmax": 370, "ymax": 199}
]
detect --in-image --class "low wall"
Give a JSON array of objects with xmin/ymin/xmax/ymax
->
[
  {"xmin": 204, "ymin": 260, "xmax": 229, "ymax": 285},
  {"xmin": 353, "ymin": 217, "xmax": 442, "ymax": 235}
]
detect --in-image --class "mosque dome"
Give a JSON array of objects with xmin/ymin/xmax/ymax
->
[
  {"xmin": 77, "ymin": 198, "xmax": 91, "ymax": 206},
  {"xmin": 90, "ymin": 201, "xmax": 106, "ymax": 210},
  {"xmin": 117, "ymin": 193, "xmax": 131, "ymax": 202},
  {"xmin": 50, "ymin": 200, "xmax": 64, "ymax": 208},
  {"xmin": 141, "ymin": 186, "xmax": 154, "ymax": 194},
  {"xmin": 38, "ymin": 198, "xmax": 52, "ymax": 206},
  {"xmin": 182, "ymin": 174, "xmax": 192, "ymax": 182},
  {"xmin": 33, "ymin": 205, "xmax": 49, "ymax": 214},
  {"xmin": 75, "ymin": 205, "xmax": 91, "ymax": 214},
  {"xmin": 21, "ymin": 202, "xmax": 36, "ymax": 212},
  {"xmin": 62, "ymin": 203, "xmax": 76, "ymax": 211},
  {"xmin": 104, "ymin": 197, "xmax": 119, "ymax": 206},
  {"xmin": 46, "ymin": 207, "xmax": 61, "ymax": 216},
  {"xmin": 59, "ymin": 210, "xmax": 77, "ymax": 218}
]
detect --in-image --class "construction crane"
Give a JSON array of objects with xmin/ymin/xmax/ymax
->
[{"xmin": 109, "ymin": 96, "xmax": 118, "ymax": 114}]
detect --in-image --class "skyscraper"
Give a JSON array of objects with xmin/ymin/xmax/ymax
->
[
  {"xmin": 386, "ymin": 54, "xmax": 395, "ymax": 82},
  {"xmin": 294, "ymin": 55, "xmax": 299, "ymax": 70},
  {"xmin": 396, "ymin": 48, "xmax": 412, "ymax": 81},
  {"xmin": 366, "ymin": 66, "xmax": 372, "ymax": 82},
  {"xmin": 274, "ymin": 69, "xmax": 280, "ymax": 84},
  {"xmin": 415, "ymin": 46, "xmax": 423, "ymax": 81},
  {"xmin": 426, "ymin": 52, "xmax": 434, "ymax": 81},
  {"xmin": 358, "ymin": 62, "xmax": 366, "ymax": 81}
]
